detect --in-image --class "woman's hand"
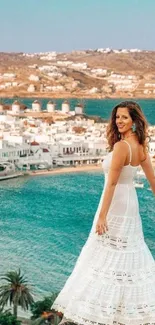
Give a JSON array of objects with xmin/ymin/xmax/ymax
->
[{"xmin": 95, "ymin": 217, "xmax": 108, "ymax": 235}]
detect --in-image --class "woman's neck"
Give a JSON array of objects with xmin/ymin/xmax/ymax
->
[{"xmin": 121, "ymin": 132, "xmax": 136, "ymax": 140}]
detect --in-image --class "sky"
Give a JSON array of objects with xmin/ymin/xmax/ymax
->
[{"xmin": 0, "ymin": 0, "xmax": 155, "ymax": 53}]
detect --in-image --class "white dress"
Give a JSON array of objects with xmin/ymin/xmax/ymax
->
[{"xmin": 52, "ymin": 140, "xmax": 155, "ymax": 325}]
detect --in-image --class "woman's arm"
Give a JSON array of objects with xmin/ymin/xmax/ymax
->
[
  {"xmin": 141, "ymin": 154, "xmax": 155, "ymax": 194},
  {"xmin": 96, "ymin": 141, "xmax": 128, "ymax": 235}
]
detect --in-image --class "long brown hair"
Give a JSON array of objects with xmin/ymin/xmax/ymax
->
[{"xmin": 107, "ymin": 101, "xmax": 149, "ymax": 153}]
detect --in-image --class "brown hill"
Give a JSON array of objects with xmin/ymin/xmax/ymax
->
[{"xmin": 0, "ymin": 51, "xmax": 155, "ymax": 99}]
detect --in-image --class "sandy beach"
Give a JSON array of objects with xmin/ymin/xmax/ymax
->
[
  {"xmin": 28, "ymin": 159, "xmax": 155, "ymax": 177},
  {"xmin": 28, "ymin": 164, "xmax": 103, "ymax": 177}
]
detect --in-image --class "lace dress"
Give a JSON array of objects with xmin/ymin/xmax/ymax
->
[{"xmin": 52, "ymin": 140, "xmax": 155, "ymax": 325}]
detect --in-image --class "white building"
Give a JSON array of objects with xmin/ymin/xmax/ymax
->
[
  {"xmin": 89, "ymin": 87, "xmax": 98, "ymax": 94},
  {"xmin": 47, "ymin": 72, "xmax": 62, "ymax": 78},
  {"xmin": 70, "ymin": 62, "xmax": 87, "ymax": 70},
  {"xmin": 130, "ymin": 49, "xmax": 142, "ymax": 53},
  {"xmin": 27, "ymin": 84, "xmax": 36, "ymax": 92},
  {"xmin": 29, "ymin": 75, "xmax": 40, "ymax": 82},
  {"xmin": 47, "ymin": 101, "xmax": 55, "ymax": 112},
  {"xmin": 32, "ymin": 100, "xmax": 41, "ymax": 112},
  {"xmin": 107, "ymin": 74, "xmax": 138, "ymax": 91},
  {"xmin": 145, "ymin": 83, "xmax": 155, "ymax": 87},
  {"xmin": 38, "ymin": 65, "xmax": 58, "ymax": 72},
  {"xmin": 91, "ymin": 68, "xmax": 107, "ymax": 76},
  {"xmin": 144, "ymin": 89, "xmax": 151, "ymax": 95},
  {"xmin": 149, "ymin": 141, "xmax": 155, "ymax": 156},
  {"xmin": 12, "ymin": 82, "xmax": 18, "ymax": 87},
  {"xmin": 0, "ymin": 139, "xmax": 30, "ymax": 162},
  {"xmin": 11, "ymin": 101, "xmax": 20, "ymax": 114},
  {"xmin": 28, "ymin": 64, "xmax": 38, "ymax": 69},
  {"xmin": 97, "ymin": 48, "xmax": 111, "ymax": 53},
  {"xmin": 0, "ymin": 85, "xmax": 5, "ymax": 90},
  {"xmin": 56, "ymin": 61, "xmax": 73, "ymax": 67},
  {"xmin": 40, "ymin": 52, "xmax": 57, "ymax": 61},
  {"xmin": 121, "ymin": 49, "xmax": 129, "ymax": 53},
  {"xmin": 50, "ymin": 85, "xmax": 65, "ymax": 92},
  {"xmin": 75, "ymin": 104, "xmax": 84, "ymax": 115},
  {"xmin": 2, "ymin": 73, "xmax": 16, "ymax": 79},
  {"xmin": 61, "ymin": 100, "xmax": 70, "ymax": 114}
]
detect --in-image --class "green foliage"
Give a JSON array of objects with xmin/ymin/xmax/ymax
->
[
  {"xmin": 0, "ymin": 311, "xmax": 21, "ymax": 325},
  {"xmin": 30, "ymin": 317, "xmax": 45, "ymax": 325},
  {"xmin": 0, "ymin": 269, "xmax": 34, "ymax": 318},
  {"xmin": 30, "ymin": 314, "xmax": 61, "ymax": 325},
  {"xmin": 30, "ymin": 294, "xmax": 58, "ymax": 320}
]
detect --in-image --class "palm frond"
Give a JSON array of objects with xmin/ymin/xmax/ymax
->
[{"xmin": 0, "ymin": 269, "xmax": 34, "ymax": 317}]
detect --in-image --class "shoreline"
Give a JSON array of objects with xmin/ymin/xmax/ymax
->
[
  {"xmin": 1, "ymin": 94, "xmax": 155, "ymax": 100},
  {"xmin": 28, "ymin": 164, "xmax": 103, "ymax": 176},
  {"xmin": 27, "ymin": 160, "xmax": 155, "ymax": 177}
]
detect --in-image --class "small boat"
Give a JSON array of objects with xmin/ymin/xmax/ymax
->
[
  {"xmin": 0, "ymin": 162, "xmax": 23, "ymax": 181},
  {"xmin": 55, "ymin": 160, "xmax": 65, "ymax": 166},
  {"xmin": 133, "ymin": 181, "xmax": 144, "ymax": 188},
  {"xmin": 136, "ymin": 169, "xmax": 145, "ymax": 177},
  {"xmin": 38, "ymin": 164, "xmax": 47, "ymax": 170},
  {"xmin": 0, "ymin": 172, "xmax": 23, "ymax": 181},
  {"xmin": 134, "ymin": 170, "xmax": 144, "ymax": 188}
]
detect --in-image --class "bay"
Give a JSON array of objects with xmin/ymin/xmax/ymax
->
[
  {"xmin": 0, "ymin": 99, "xmax": 155, "ymax": 300},
  {"xmin": 0, "ymin": 172, "xmax": 154, "ymax": 298}
]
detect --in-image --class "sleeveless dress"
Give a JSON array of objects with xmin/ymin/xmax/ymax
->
[{"xmin": 52, "ymin": 140, "xmax": 155, "ymax": 325}]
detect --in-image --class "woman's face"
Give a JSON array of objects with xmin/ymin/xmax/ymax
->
[{"xmin": 115, "ymin": 107, "xmax": 133, "ymax": 135}]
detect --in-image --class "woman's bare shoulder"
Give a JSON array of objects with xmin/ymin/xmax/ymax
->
[
  {"xmin": 112, "ymin": 141, "xmax": 129, "ymax": 163},
  {"xmin": 113, "ymin": 141, "xmax": 130, "ymax": 151}
]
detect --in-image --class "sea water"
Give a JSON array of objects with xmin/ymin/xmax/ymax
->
[
  {"xmin": 0, "ymin": 172, "xmax": 154, "ymax": 299},
  {"xmin": 4, "ymin": 98, "xmax": 155, "ymax": 124}
]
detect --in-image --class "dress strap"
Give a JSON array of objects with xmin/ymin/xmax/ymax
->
[{"xmin": 122, "ymin": 140, "xmax": 132, "ymax": 164}]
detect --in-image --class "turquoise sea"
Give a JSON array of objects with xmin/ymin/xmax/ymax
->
[
  {"xmin": 4, "ymin": 98, "xmax": 155, "ymax": 124},
  {"xmin": 0, "ymin": 99, "xmax": 155, "ymax": 301}
]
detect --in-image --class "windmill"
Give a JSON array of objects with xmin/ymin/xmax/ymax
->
[{"xmin": 75, "ymin": 98, "xmax": 85, "ymax": 115}]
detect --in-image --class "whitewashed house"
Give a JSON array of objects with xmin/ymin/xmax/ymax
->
[
  {"xmin": 29, "ymin": 75, "xmax": 40, "ymax": 82},
  {"xmin": 27, "ymin": 84, "xmax": 36, "ymax": 92},
  {"xmin": 149, "ymin": 141, "xmax": 155, "ymax": 157}
]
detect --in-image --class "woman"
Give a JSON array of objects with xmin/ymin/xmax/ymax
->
[{"xmin": 52, "ymin": 101, "xmax": 155, "ymax": 325}]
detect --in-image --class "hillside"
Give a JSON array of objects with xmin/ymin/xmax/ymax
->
[{"xmin": 0, "ymin": 50, "xmax": 155, "ymax": 98}]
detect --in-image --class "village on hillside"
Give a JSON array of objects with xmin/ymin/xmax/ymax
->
[
  {"xmin": 0, "ymin": 48, "xmax": 155, "ymax": 99},
  {"xmin": 0, "ymin": 48, "xmax": 155, "ymax": 181}
]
